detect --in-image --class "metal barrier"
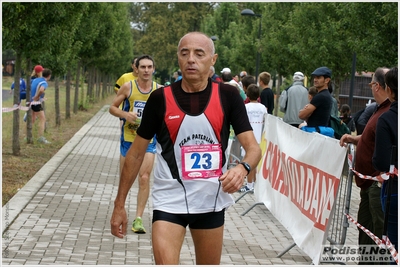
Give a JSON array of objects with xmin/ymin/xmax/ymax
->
[
  {"xmin": 236, "ymin": 142, "xmax": 356, "ymax": 262},
  {"xmin": 319, "ymin": 144, "xmax": 356, "ymax": 265},
  {"xmin": 227, "ymin": 135, "xmax": 243, "ymax": 169},
  {"xmin": 227, "ymin": 135, "xmax": 255, "ymax": 204},
  {"xmin": 326, "ymin": 143, "xmax": 355, "ymax": 246}
]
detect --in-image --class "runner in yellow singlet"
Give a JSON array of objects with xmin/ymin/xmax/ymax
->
[{"xmin": 109, "ymin": 55, "xmax": 161, "ymax": 234}]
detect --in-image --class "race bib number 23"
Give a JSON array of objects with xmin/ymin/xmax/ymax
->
[{"xmin": 181, "ymin": 144, "xmax": 223, "ymax": 180}]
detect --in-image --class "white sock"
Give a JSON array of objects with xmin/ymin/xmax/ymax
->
[{"xmin": 247, "ymin": 182, "xmax": 254, "ymax": 189}]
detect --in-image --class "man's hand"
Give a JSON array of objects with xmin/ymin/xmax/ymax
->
[
  {"xmin": 124, "ymin": 112, "xmax": 138, "ymax": 124},
  {"xmin": 110, "ymin": 205, "xmax": 128, "ymax": 238},
  {"xmin": 218, "ymin": 166, "xmax": 246, "ymax": 193},
  {"xmin": 339, "ymin": 133, "xmax": 356, "ymax": 147}
]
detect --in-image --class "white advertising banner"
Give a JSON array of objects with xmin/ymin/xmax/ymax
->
[{"xmin": 255, "ymin": 114, "xmax": 347, "ymax": 264}]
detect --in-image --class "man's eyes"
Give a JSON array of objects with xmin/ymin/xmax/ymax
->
[{"xmin": 180, "ymin": 51, "xmax": 205, "ymax": 57}]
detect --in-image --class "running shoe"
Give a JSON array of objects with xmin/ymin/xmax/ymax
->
[
  {"xmin": 38, "ymin": 136, "xmax": 51, "ymax": 144},
  {"xmin": 132, "ymin": 217, "xmax": 146, "ymax": 233},
  {"xmin": 239, "ymin": 185, "xmax": 254, "ymax": 193}
]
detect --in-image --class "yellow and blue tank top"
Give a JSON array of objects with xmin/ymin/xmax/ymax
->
[
  {"xmin": 122, "ymin": 80, "xmax": 157, "ymax": 142},
  {"xmin": 114, "ymin": 72, "xmax": 138, "ymax": 94}
]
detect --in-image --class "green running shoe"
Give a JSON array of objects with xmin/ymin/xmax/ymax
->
[{"xmin": 132, "ymin": 217, "xmax": 146, "ymax": 233}]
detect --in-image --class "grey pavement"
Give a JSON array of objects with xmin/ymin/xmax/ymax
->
[{"xmin": 2, "ymin": 105, "xmax": 361, "ymax": 265}]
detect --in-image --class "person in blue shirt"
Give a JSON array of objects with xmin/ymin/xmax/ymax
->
[
  {"xmin": 30, "ymin": 68, "xmax": 52, "ymax": 144},
  {"xmin": 10, "ymin": 77, "xmax": 27, "ymax": 104}
]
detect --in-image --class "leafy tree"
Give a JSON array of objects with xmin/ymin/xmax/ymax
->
[
  {"xmin": 33, "ymin": 3, "xmax": 88, "ymax": 126},
  {"xmin": 130, "ymin": 2, "xmax": 216, "ymax": 80},
  {"xmin": 336, "ymin": 2, "xmax": 398, "ymax": 70},
  {"xmin": 3, "ymin": 3, "xmax": 50, "ymax": 153}
]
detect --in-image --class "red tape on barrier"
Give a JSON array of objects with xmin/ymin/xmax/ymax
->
[
  {"xmin": 2, "ymin": 101, "xmax": 43, "ymax": 113},
  {"xmin": 347, "ymin": 154, "xmax": 398, "ymax": 182},
  {"xmin": 346, "ymin": 213, "xmax": 398, "ymax": 264}
]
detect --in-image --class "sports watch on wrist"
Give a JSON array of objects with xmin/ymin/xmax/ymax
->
[{"xmin": 239, "ymin": 162, "xmax": 251, "ymax": 175}]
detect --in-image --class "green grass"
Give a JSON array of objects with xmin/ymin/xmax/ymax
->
[{"xmin": 2, "ymin": 76, "xmax": 116, "ymax": 205}]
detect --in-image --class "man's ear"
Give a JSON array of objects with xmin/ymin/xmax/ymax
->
[
  {"xmin": 211, "ymin": 53, "xmax": 218, "ymax": 65},
  {"xmin": 325, "ymin": 77, "xmax": 331, "ymax": 84}
]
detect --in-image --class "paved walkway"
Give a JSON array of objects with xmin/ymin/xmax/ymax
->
[{"xmin": 2, "ymin": 106, "xmax": 361, "ymax": 265}]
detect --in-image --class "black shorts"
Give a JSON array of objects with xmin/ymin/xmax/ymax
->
[
  {"xmin": 152, "ymin": 209, "xmax": 225, "ymax": 229},
  {"xmin": 31, "ymin": 103, "xmax": 43, "ymax": 112}
]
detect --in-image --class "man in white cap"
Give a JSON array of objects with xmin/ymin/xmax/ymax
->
[
  {"xmin": 220, "ymin": 67, "xmax": 246, "ymax": 100},
  {"xmin": 220, "ymin": 67, "xmax": 231, "ymax": 74},
  {"xmin": 279, "ymin": 71, "xmax": 309, "ymax": 127}
]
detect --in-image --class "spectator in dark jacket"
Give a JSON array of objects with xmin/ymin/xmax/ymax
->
[{"xmin": 259, "ymin": 71, "xmax": 274, "ymax": 114}]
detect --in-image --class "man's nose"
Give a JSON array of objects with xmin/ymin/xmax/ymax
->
[{"xmin": 187, "ymin": 52, "xmax": 196, "ymax": 62}]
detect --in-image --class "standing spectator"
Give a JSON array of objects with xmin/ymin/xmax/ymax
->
[
  {"xmin": 177, "ymin": 69, "xmax": 182, "ymax": 81},
  {"xmin": 299, "ymin": 66, "xmax": 332, "ymax": 127},
  {"xmin": 109, "ymin": 55, "xmax": 160, "ymax": 234},
  {"xmin": 221, "ymin": 69, "xmax": 246, "ymax": 100},
  {"xmin": 209, "ymin": 66, "xmax": 222, "ymax": 82},
  {"xmin": 30, "ymin": 68, "xmax": 52, "ymax": 144},
  {"xmin": 340, "ymin": 67, "xmax": 391, "ymax": 264},
  {"xmin": 239, "ymin": 84, "xmax": 267, "ymax": 193},
  {"xmin": 279, "ymin": 71, "xmax": 309, "ymax": 128},
  {"xmin": 328, "ymin": 84, "xmax": 340, "ymax": 117},
  {"xmin": 10, "ymin": 77, "xmax": 27, "ymax": 104},
  {"xmin": 232, "ymin": 74, "xmax": 239, "ymax": 83},
  {"xmin": 241, "ymin": 75, "xmax": 257, "ymax": 104},
  {"xmin": 25, "ymin": 65, "xmax": 45, "ymax": 122},
  {"xmin": 31, "ymin": 64, "xmax": 43, "ymax": 81},
  {"xmin": 353, "ymin": 101, "xmax": 377, "ymax": 134},
  {"xmin": 239, "ymin": 70, "xmax": 247, "ymax": 88},
  {"xmin": 221, "ymin": 67, "xmax": 246, "ymax": 98},
  {"xmin": 372, "ymin": 67, "xmax": 398, "ymax": 256},
  {"xmin": 259, "ymin": 71, "xmax": 274, "ymax": 114},
  {"xmin": 298, "ymin": 86, "xmax": 318, "ymax": 129},
  {"xmin": 173, "ymin": 69, "xmax": 182, "ymax": 82},
  {"xmin": 339, "ymin": 104, "xmax": 355, "ymax": 132},
  {"xmin": 110, "ymin": 31, "xmax": 261, "ymax": 264}
]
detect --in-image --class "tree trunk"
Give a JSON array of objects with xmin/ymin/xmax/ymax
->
[
  {"xmin": 55, "ymin": 77, "xmax": 61, "ymax": 126},
  {"xmin": 96, "ymin": 69, "xmax": 101, "ymax": 100},
  {"xmin": 102, "ymin": 73, "xmax": 107, "ymax": 99},
  {"xmin": 90, "ymin": 67, "xmax": 96, "ymax": 102},
  {"xmin": 26, "ymin": 59, "xmax": 33, "ymax": 144},
  {"xmin": 12, "ymin": 51, "xmax": 22, "ymax": 156},
  {"xmin": 86, "ymin": 67, "xmax": 92, "ymax": 100},
  {"xmin": 65, "ymin": 69, "xmax": 71, "ymax": 119},
  {"xmin": 74, "ymin": 61, "xmax": 81, "ymax": 114},
  {"xmin": 79, "ymin": 65, "xmax": 86, "ymax": 110}
]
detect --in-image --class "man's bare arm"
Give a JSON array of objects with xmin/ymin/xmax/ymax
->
[
  {"xmin": 298, "ymin": 103, "xmax": 316, "ymax": 120},
  {"xmin": 109, "ymin": 81, "xmax": 137, "ymax": 124},
  {"xmin": 110, "ymin": 136, "xmax": 149, "ymax": 238}
]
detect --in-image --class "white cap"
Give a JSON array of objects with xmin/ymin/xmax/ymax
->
[
  {"xmin": 293, "ymin": 71, "xmax": 305, "ymax": 81},
  {"xmin": 221, "ymin": 67, "xmax": 231, "ymax": 74}
]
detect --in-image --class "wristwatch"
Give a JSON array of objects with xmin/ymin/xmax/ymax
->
[{"xmin": 239, "ymin": 162, "xmax": 251, "ymax": 175}]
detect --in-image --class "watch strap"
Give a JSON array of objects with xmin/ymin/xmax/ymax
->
[{"xmin": 239, "ymin": 162, "xmax": 251, "ymax": 175}]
